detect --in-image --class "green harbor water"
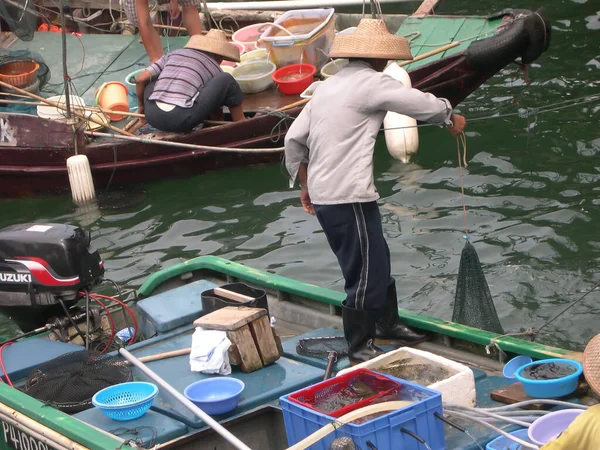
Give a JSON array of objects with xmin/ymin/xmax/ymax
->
[{"xmin": 0, "ymin": 0, "xmax": 598, "ymax": 351}]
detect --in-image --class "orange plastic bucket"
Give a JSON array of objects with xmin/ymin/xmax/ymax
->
[{"xmin": 95, "ymin": 81, "xmax": 129, "ymax": 121}]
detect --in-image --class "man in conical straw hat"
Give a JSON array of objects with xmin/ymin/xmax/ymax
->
[
  {"xmin": 285, "ymin": 18, "xmax": 466, "ymax": 364},
  {"xmin": 538, "ymin": 335, "xmax": 600, "ymax": 449},
  {"xmin": 136, "ymin": 30, "xmax": 245, "ymax": 133}
]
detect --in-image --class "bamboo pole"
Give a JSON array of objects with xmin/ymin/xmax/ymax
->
[
  {"xmin": 137, "ymin": 348, "xmax": 191, "ymax": 363},
  {"xmin": 0, "ymin": 99, "xmax": 147, "ymax": 118},
  {"xmin": 275, "ymin": 97, "xmax": 310, "ymax": 112},
  {"xmin": 399, "ymin": 41, "xmax": 460, "ymax": 67},
  {"xmin": 0, "ymin": 81, "xmax": 134, "ymax": 136}
]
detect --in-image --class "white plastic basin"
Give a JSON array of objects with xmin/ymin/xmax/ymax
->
[{"xmin": 231, "ymin": 60, "xmax": 276, "ymax": 94}]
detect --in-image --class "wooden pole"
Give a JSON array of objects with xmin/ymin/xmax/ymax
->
[
  {"xmin": 399, "ymin": 41, "xmax": 460, "ymax": 67},
  {"xmin": 275, "ymin": 97, "xmax": 310, "ymax": 112},
  {"xmin": 0, "ymin": 99, "xmax": 146, "ymax": 118},
  {"xmin": 59, "ymin": 0, "xmax": 72, "ymax": 119},
  {"xmin": 0, "ymin": 80, "xmax": 135, "ymax": 136},
  {"xmin": 137, "ymin": 348, "xmax": 191, "ymax": 363}
]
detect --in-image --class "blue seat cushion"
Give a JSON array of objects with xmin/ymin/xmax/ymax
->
[
  {"xmin": 136, "ymin": 280, "xmax": 218, "ymax": 335},
  {"xmin": 1, "ymin": 338, "xmax": 81, "ymax": 382}
]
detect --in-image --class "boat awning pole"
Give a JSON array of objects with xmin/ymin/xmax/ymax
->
[
  {"xmin": 119, "ymin": 348, "xmax": 252, "ymax": 450},
  {"xmin": 205, "ymin": 0, "xmax": 416, "ymax": 11},
  {"xmin": 59, "ymin": 0, "xmax": 71, "ymax": 119}
]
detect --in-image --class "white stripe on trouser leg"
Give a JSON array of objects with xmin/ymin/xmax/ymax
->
[{"xmin": 352, "ymin": 203, "xmax": 370, "ymax": 310}]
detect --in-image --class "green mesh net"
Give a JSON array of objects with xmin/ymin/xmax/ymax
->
[{"xmin": 452, "ymin": 240, "xmax": 504, "ymax": 334}]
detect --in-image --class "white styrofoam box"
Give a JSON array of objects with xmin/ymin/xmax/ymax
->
[{"xmin": 337, "ymin": 346, "xmax": 476, "ymax": 407}]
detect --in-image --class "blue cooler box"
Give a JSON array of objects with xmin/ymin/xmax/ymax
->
[{"xmin": 280, "ymin": 374, "xmax": 446, "ymax": 450}]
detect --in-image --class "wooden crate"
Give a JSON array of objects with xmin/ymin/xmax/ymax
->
[{"xmin": 194, "ymin": 306, "xmax": 281, "ymax": 373}]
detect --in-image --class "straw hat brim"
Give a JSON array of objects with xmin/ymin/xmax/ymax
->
[
  {"xmin": 185, "ymin": 35, "xmax": 240, "ymax": 63},
  {"xmin": 584, "ymin": 334, "xmax": 600, "ymax": 396},
  {"xmin": 329, "ymin": 32, "xmax": 413, "ymax": 61}
]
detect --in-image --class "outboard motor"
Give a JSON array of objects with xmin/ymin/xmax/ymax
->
[{"xmin": 0, "ymin": 223, "xmax": 104, "ymax": 331}]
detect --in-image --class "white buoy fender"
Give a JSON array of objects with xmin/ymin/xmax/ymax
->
[
  {"xmin": 66, "ymin": 155, "xmax": 96, "ymax": 205},
  {"xmin": 383, "ymin": 63, "xmax": 419, "ymax": 163}
]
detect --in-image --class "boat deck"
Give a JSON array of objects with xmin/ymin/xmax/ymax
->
[
  {"xmin": 6, "ymin": 33, "xmax": 300, "ymax": 117},
  {"xmin": 68, "ymin": 324, "xmax": 522, "ymax": 449},
  {"xmin": 0, "ymin": 265, "xmax": 586, "ymax": 450},
  {"xmin": 397, "ymin": 15, "xmax": 503, "ymax": 70}
]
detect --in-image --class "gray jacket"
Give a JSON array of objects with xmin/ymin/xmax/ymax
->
[{"xmin": 284, "ymin": 61, "xmax": 453, "ymax": 205}]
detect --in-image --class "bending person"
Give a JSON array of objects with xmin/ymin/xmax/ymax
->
[
  {"xmin": 136, "ymin": 31, "xmax": 245, "ymax": 133},
  {"xmin": 122, "ymin": 0, "xmax": 203, "ymax": 63}
]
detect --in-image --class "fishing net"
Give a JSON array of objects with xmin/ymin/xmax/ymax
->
[
  {"xmin": 0, "ymin": 0, "xmax": 39, "ymax": 42},
  {"xmin": 297, "ymin": 336, "xmax": 349, "ymax": 358},
  {"xmin": 24, "ymin": 350, "xmax": 132, "ymax": 414},
  {"xmin": 452, "ymin": 240, "xmax": 504, "ymax": 334}
]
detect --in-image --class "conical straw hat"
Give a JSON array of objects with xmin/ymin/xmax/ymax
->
[
  {"xmin": 584, "ymin": 333, "xmax": 600, "ymax": 395},
  {"xmin": 185, "ymin": 30, "xmax": 240, "ymax": 63},
  {"xmin": 329, "ymin": 18, "xmax": 413, "ymax": 61}
]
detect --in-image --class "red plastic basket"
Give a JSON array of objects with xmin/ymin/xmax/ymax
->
[{"xmin": 288, "ymin": 369, "xmax": 401, "ymax": 418}]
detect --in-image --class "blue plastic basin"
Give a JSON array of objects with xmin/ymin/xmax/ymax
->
[
  {"xmin": 514, "ymin": 358, "xmax": 582, "ymax": 399},
  {"xmin": 486, "ymin": 428, "xmax": 532, "ymax": 450},
  {"xmin": 503, "ymin": 355, "xmax": 533, "ymax": 379},
  {"xmin": 184, "ymin": 377, "xmax": 245, "ymax": 415}
]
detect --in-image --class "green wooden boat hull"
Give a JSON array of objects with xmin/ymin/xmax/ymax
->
[{"xmin": 0, "ymin": 255, "xmax": 580, "ymax": 450}]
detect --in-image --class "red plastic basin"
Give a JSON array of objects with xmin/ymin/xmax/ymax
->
[{"xmin": 272, "ymin": 63, "xmax": 316, "ymax": 95}]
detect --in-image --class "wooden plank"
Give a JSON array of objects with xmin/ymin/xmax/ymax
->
[
  {"xmin": 249, "ymin": 315, "xmax": 280, "ymax": 366},
  {"xmin": 214, "ymin": 287, "xmax": 256, "ymax": 303},
  {"xmin": 0, "ymin": 113, "xmax": 85, "ymax": 148},
  {"xmin": 242, "ymin": 87, "xmax": 302, "ymax": 113},
  {"xmin": 413, "ymin": 0, "xmax": 442, "ymax": 16},
  {"xmin": 227, "ymin": 325, "xmax": 263, "ymax": 373},
  {"xmin": 194, "ymin": 306, "xmax": 266, "ymax": 330},
  {"xmin": 491, "ymin": 379, "xmax": 590, "ymax": 410}
]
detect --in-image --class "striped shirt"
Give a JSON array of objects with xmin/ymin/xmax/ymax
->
[{"xmin": 146, "ymin": 49, "xmax": 222, "ymax": 108}]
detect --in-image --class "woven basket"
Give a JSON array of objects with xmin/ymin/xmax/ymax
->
[{"xmin": 0, "ymin": 61, "xmax": 40, "ymax": 88}]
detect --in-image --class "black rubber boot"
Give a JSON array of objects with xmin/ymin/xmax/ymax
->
[
  {"xmin": 342, "ymin": 302, "xmax": 385, "ymax": 365},
  {"xmin": 374, "ymin": 284, "xmax": 428, "ymax": 345}
]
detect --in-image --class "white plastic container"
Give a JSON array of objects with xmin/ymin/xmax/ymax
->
[
  {"xmin": 300, "ymin": 80, "xmax": 322, "ymax": 98},
  {"xmin": 231, "ymin": 60, "xmax": 276, "ymax": 94},
  {"xmin": 37, "ymin": 95, "xmax": 87, "ymax": 120},
  {"xmin": 337, "ymin": 347, "xmax": 476, "ymax": 407},
  {"xmin": 259, "ymin": 8, "xmax": 335, "ymax": 70}
]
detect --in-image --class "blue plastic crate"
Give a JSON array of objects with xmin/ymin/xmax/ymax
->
[{"xmin": 280, "ymin": 374, "xmax": 446, "ymax": 450}]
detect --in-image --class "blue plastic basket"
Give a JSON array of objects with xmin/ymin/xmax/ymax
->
[
  {"xmin": 92, "ymin": 382, "xmax": 159, "ymax": 421},
  {"xmin": 281, "ymin": 374, "xmax": 445, "ymax": 450}
]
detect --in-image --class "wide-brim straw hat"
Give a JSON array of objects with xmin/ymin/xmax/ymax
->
[
  {"xmin": 584, "ymin": 333, "xmax": 600, "ymax": 395},
  {"xmin": 184, "ymin": 30, "xmax": 240, "ymax": 63},
  {"xmin": 329, "ymin": 18, "xmax": 413, "ymax": 61}
]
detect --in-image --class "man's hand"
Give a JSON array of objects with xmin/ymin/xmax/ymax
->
[
  {"xmin": 170, "ymin": 0, "xmax": 180, "ymax": 19},
  {"xmin": 447, "ymin": 114, "xmax": 466, "ymax": 136},
  {"xmin": 301, "ymin": 189, "xmax": 315, "ymax": 215}
]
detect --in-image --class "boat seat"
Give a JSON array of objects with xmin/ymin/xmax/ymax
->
[
  {"xmin": 0, "ymin": 338, "xmax": 81, "ymax": 383},
  {"xmin": 136, "ymin": 280, "xmax": 218, "ymax": 337},
  {"xmin": 73, "ymin": 409, "xmax": 188, "ymax": 446}
]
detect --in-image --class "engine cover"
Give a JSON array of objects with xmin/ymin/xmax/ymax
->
[{"xmin": 0, "ymin": 223, "xmax": 104, "ymax": 299}]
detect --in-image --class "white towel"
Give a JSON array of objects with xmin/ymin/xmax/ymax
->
[{"xmin": 189, "ymin": 327, "xmax": 232, "ymax": 375}]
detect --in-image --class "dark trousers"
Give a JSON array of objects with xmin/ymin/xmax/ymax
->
[
  {"xmin": 143, "ymin": 72, "xmax": 243, "ymax": 133},
  {"xmin": 314, "ymin": 201, "xmax": 396, "ymax": 312}
]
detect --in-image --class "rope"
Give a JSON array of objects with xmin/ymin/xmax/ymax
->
[
  {"xmin": 84, "ymin": 131, "xmax": 284, "ymax": 153},
  {"xmin": 535, "ymin": 279, "xmax": 600, "ymax": 334},
  {"xmin": 381, "ymin": 93, "xmax": 600, "ymax": 132},
  {"xmin": 456, "ymin": 132, "xmax": 469, "ymax": 239}
]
